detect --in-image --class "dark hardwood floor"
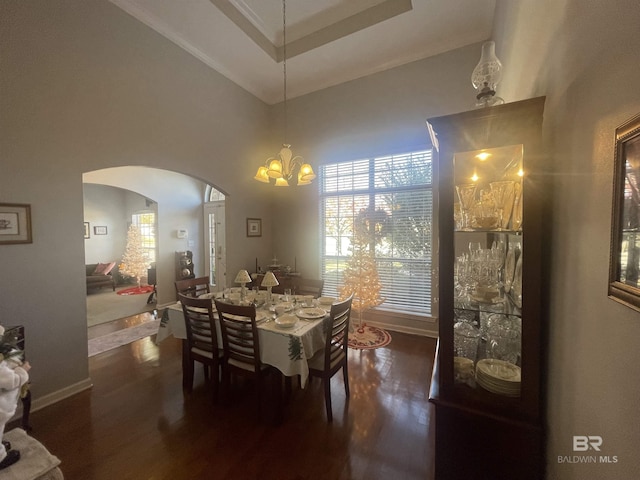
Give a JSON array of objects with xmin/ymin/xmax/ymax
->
[{"xmin": 22, "ymin": 317, "xmax": 437, "ymax": 480}]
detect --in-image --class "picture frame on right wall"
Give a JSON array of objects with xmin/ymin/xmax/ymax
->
[{"xmin": 609, "ymin": 112, "xmax": 640, "ymax": 312}]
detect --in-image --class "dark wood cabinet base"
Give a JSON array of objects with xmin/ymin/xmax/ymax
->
[{"xmin": 431, "ymin": 401, "xmax": 544, "ymax": 480}]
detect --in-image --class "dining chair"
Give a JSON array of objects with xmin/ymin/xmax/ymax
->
[
  {"xmin": 307, "ymin": 295, "xmax": 353, "ymax": 421},
  {"xmin": 178, "ymin": 293, "xmax": 223, "ymax": 403},
  {"xmin": 214, "ymin": 300, "xmax": 270, "ymax": 411},
  {"xmin": 175, "ymin": 276, "xmax": 211, "ymax": 298},
  {"xmin": 293, "ymin": 277, "xmax": 325, "ymax": 298}
]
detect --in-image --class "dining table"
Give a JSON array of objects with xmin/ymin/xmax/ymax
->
[{"xmin": 155, "ymin": 294, "xmax": 331, "ymax": 387}]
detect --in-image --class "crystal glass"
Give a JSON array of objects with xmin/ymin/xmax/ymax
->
[
  {"xmin": 490, "ymin": 181, "xmax": 515, "ymax": 230},
  {"xmin": 485, "ymin": 314, "xmax": 521, "ymax": 365},
  {"xmin": 471, "ymin": 191, "xmax": 498, "ymax": 229},
  {"xmin": 512, "ymin": 183, "xmax": 523, "ymax": 230},
  {"xmin": 456, "ymin": 184, "xmax": 477, "ymax": 231},
  {"xmin": 454, "ymin": 321, "xmax": 481, "ymax": 362}
]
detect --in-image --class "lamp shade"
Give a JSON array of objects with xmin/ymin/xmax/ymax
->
[
  {"xmin": 299, "ymin": 163, "xmax": 316, "ymax": 182},
  {"xmin": 267, "ymin": 159, "xmax": 283, "ymax": 179},
  {"xmin": 261, "ymin": 270, "xmax": 280, "ymax": 287},
  {"xmin": 275, "ymin": 177, "xmax": 289, "ymax": 187},
  {"xmin": 254, "ymin": 166, "xmax": 270, "ymax": 183},
  {"xmin": 297, "ymin": 172, "xmax": 311, "ymax": 185},
  {"xmin": 234, "ymin": 269, "xmax": 252, "ymax": 284}
]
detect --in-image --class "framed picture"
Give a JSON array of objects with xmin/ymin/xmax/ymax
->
[
  {"xmin": 246, "ymin": 218, "xmax": 262, "ymax": 237},
  {"xmin": 94, "ymin": 225, "xmax": 108, "ymax": 235},
  {"xmin": 609, "ymin": 112, "xmax": 640, "ymax": 312},
  {"xmin": 0, "ymin": 203, "xmax": 32, "ymax": 245},
  {"xmin": 84, "ymin": 222, "xmax": 90, "ymax": 239}
]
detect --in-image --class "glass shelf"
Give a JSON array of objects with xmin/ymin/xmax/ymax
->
[{"xmin": 454, "ymin": 295, "xmax": 522, "ymax": 317}]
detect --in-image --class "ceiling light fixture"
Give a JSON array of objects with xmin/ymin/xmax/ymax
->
[{"xmin": 254, "ymin": 0, "xmax": 315, "ymax": 187}]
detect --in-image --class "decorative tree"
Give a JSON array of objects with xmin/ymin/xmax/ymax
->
[
  {"xmin": 339, "ymin": 207, "xmax": 387, "ymax": 331},
  {"xmin": 119, "ymin": 225, "xmax": 149, "ymax": 287}
]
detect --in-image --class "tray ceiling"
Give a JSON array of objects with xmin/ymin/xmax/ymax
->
[{"xmin": 110, "ymin": 0, "xmax": 496, "ymax": 104}]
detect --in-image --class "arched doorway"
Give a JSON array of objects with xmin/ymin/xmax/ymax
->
[{"xmin": 82, "ymin": 167, "xmax": 227, "ymax": 353}]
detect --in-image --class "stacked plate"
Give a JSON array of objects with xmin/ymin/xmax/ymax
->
[{"xmin": 475, "ymin": 359, "xmax": 521, "ymax": 397}]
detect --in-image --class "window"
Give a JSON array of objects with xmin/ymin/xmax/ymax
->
[
  {"xmin": 132, "ymin": 212, "xmax": 156, "ymax": 263},
  {"xmin": 320, "ymin": 150, "xmax": 433, "ymax": 316}
]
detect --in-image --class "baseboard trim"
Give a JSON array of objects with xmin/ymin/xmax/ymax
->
[
  {"xmin": 12, "ymin": 377, "xmax": 94, "ymax": 422},
  {"xmin": 358, "ymin": 310, "xmax": 439, "ymax": 338},
  {"xmin": 363, "ymin": 319, "xmax": 439, "ymax": 338}
]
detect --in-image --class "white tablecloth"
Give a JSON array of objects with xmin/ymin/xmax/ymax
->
[{"xmin": 156, "ymin": 302, "xmax": 327, "ymax": 386}]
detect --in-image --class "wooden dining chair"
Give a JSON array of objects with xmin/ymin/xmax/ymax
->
[
  {"xmin": 307, "ymin": 295, "xmax": 353, "ymax": 421},
  {"xmin": 214, "ymin": 300, "xmax": 269, "ymax": 411},
  {"xmin": 178, "ymin": 293, "xmax": 223, "ymax": 403},
  {"xmin": 175, "ymin": 276, "xmax": 211, "ymax": 298},
  {"xmin": 293, "ymin": 277, "xmax": 325, "ymax": 298}
]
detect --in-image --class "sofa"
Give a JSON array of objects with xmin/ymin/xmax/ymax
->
[{"xmin": 86, "ymin": 262, "xmax": 116, "ymax": 292}]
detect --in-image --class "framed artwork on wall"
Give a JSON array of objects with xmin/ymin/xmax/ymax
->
[
  {"xmin": 247, "ymin": 218, "xmax": 262, "ymax": 237},
  {"xmin": 94, "ymin": 226, "xmax": 107, "ymax": 235},
  {"xmin": 0, "ymin": 203, "xmax": 32, "ymax": 245},
  {"xmin": 609, "ymin": 112, "xmax": 640, "ymax": 312},
  {"xmin": 84, "ymin": 222, "xmax": 90, "ymax": 239}
]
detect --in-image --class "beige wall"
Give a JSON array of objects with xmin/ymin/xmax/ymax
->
[
  {"xmin": 494, "ymin": 0, "xmax": 640, "ymax": 477},
  {"xmin": 0, "ymin": 0, "xmax": 271, "ymax": 404},
  {"xmin": 0, "ymin": 0, "xmax": 477, "ymax": 405},
  {"xmin": 270, "ymin": 43, "xmax": 483, "ymax": 335}
]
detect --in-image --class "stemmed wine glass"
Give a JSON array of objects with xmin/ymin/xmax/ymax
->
[
  {"xmin": 456, "ymin": 184, "xmax": 477, "ymax": 231},
  {"xmin": 489, "ymin": 181, "xmax": 515, "ymax": 230}
]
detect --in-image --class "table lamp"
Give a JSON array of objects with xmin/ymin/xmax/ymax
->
[
  {"xmin": 234, "ymin": 269, "xmax": 252, "ymax": 302},
  {"xmin": 261, "ymin": 270, "xmax": 279, "ymax": 305}
]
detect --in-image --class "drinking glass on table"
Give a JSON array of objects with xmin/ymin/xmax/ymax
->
[{"xmin": 284, "ymin": 288, "xmax": 292, "ymax": 302}]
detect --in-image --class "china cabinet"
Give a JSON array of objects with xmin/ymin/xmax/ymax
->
[{"xmin": 427, "ymin": 97, "xmax": 546, "ymax": 479}]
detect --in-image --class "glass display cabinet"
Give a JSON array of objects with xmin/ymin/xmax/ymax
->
[{"xmin": 427, "ymin": 97, "xmax": 546, "ymax": 480}]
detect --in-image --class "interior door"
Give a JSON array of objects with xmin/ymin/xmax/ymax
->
[{"xmin": 204, "ymin": 201, "xmax": 226, "ymax": 291}]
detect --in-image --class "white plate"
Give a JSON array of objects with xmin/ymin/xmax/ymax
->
[
  {"xmin": 295, "ymin": 307, "xmax": 326, "ymax": 319},
  {"xmin": 255, "ymin": 311, "xmax": 268, "ymax": 322},
  {"xmin": 275, "ymin": 314, "xmax": 298, "ymax": 328},
  {"xmin": 318, "ymin": 296, "xmax": 336, "ymax": 305},
  {"xmin": 476, "ymin": 359, "xmax": 521, "ymax": 382},
  {"xmin": 275, "ymin": 302, "xmax": 294, "ymax": 310}
]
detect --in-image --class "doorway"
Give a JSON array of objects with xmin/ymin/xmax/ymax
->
[{"xmin": 204, "ymin": 200, "xmax": 226, "ymax": 291}]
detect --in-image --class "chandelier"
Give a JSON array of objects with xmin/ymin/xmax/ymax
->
[{"xmin": 254, "ymin": 0, "xmax": 315, "ymax": 187}]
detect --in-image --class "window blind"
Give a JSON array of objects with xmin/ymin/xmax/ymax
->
[{"xmin": 320, "ymin": 150, "xmax": 433, "ymax": 316}]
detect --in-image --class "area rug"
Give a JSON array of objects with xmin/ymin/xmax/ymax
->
[
  {"xmin": 117, "ymin": 285, "xmax": 155, "ymax": 296},
  {"xmin": 88, "ymin": 319, "xmax": 160, "ymax": 357},
  {"xmin": 348, "ymin": 324, "xmax": 392, "ymax": 350},
  {"xmin": 2, "ymin": 428, "xmax": 62, "ymax": 480},
  {"xmin": 87, "ymin": 288, "xmax": 156, "ymax": 327}
]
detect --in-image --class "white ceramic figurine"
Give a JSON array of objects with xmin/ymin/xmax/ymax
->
[{"xmin": 0, "ymin": 325, "xmax": 31, "ymax": 470}]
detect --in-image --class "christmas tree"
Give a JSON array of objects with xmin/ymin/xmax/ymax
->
[
  {"xmin": 119, "ymin": 224, "xmax": 150, "ymax": 287},
  {"xmin": 339, "ymin": 207, "xmax": 386, "ymax": 328}
]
